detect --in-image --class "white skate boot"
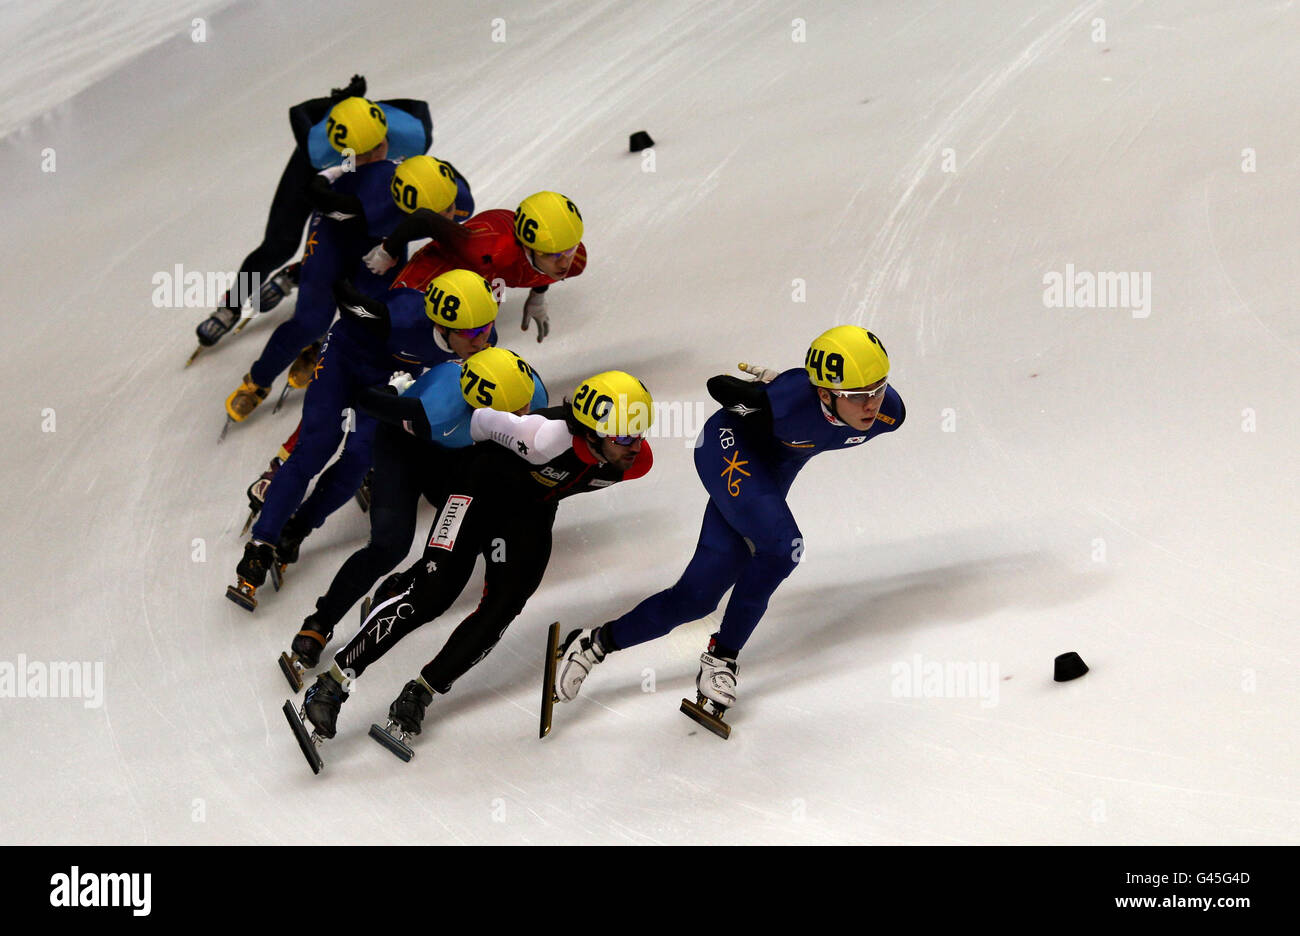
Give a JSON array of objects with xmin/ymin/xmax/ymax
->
[
  {"xmin": 696, "ymin": 651, "xmax": 738, "ymax": 708},
  {"xmin": 555, "ymin": 628, "xmax": 607, "ymax": 702},
  {"xmin": 681, "ymin": 642, "xmax": 738, "ymax": 739}
]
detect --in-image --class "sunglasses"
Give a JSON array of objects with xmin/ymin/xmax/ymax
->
[
  {"xmin": 601, "ymin": 433, "xmax": 643, "ymax": 446},
  {"xmin": 451, "ymin": 322, "xmax": 494, "ymax": 340},
  {"xmin": 830, "ymin": 380, "xmax": 888, "ymax": 404},
  {"xmin": 536, "ymin": 246, "xmax": 578, "ymax": 261}
]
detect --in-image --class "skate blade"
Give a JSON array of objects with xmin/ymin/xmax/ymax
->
[
  {"xmin": 369, "ymin": 722, "xmax": 415, "ymax": 762},
  {"xmin": 539, "ymin": 622, "xmax": 561, "ymax": 739},
  {"xmin": 354, "ymin": 487, "xmax": 371, "ymax": 513},
  {"xmin": 360, "ymin": 596, "xmax": 372, "ymax": 624},
  {"xmin": 185, "ymin": 345, "xmax": 204, "ymax": 367},
  {"xmin": 278, "ymin": 652, "xmax": 304, "ymax": 693},
  {"xmin": 226, "ymin": 581, "xmax": 258, "ymax": 612},
  {"xmin": 282, "ymin": 701, "xmax": 323, "ymax": 774},
  {"xmin": 218, "ymin": 416, "xmax": 234, "ymax": 444},
  {"xmin": 270, "ymin": 561, "xmax": 286, "ymax": 591},
  {"xmin": 239, "ymin": 509, "xmax": 256, "ymax": 537},
  {"xmin": 680, "ymin": 696, "xmax": 732, "ymax": 740},
  {"xmin": 271, "ymin": 384, "xmax": 293, "ymax": 415}
]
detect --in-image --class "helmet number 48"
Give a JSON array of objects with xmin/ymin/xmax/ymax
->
[{"xmin": 426, "ymin": 286, "xmax": 461, "ymax": 322}]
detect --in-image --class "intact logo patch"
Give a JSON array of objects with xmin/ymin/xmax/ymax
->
[
  {"xmin": 844, "ymin": 435, "xmax": 866, "ymax": 444},
  {"xmin": 530, "ymin": 472, "xmax": 559, "ymax": 487},
  {"xmin": 428, "ymin": 494, "xmax": 472, "ymax": 550},
  {"xmin": 875, "ymin": 413, "xmax": 895, "ymax": 425},
  {"xmin": 589, "ymin": 479, "xmax": 615, "ymax": 487}
]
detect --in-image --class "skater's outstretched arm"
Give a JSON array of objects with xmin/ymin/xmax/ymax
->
[
  {"xmin": 355, "ymin": 384, "xmax": 432, "ymax": 438},
  {"xmin": 468, "ymin": 409, "xmax": 571, "ymax": 465}
]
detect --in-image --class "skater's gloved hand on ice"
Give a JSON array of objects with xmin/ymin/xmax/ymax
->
[
  {"xmin": 363, "ymin": 243, "xmax": 398, "ymax": 275},
  {"xmin": 333, "ymin": 279, "xmax": 391, "ymax": 340},
  {"xmin": 388, "ymin": 371, "xmax": 415, "ymax": 394},
  {"xmin": 521, "ymin": 287, "xmax": 549, "ymax": 343}
]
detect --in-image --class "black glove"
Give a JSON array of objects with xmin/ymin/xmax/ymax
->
[
  {"xmin": 307, "ymin": 174, "xmax": 365, "ymax": 221},
  {"xmin": 330, "ymin": 74, "xmax": 366, "ymax": 102},
  {"xmin": 334, "ymin": 279, "xmax": 390, "ymax": 341},
  {"xmin": 707, "ymin": 374, "xmax": 773, "ymax": 435}
]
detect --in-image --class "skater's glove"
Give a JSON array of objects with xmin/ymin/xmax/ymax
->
[
  {"xmin": 738, "ymin": 362, "xmax": 779, "ymax": 383},
  {"xmin": 363, "ymin": 243, "xmax": 398, "ymax": 275},
  {"xmin": 521, "ymin": 288, "xmax": 549, "ymax": 343},
  {"xmin": 330, "ymin": 74, "xmax": 366, "ymax": 102},
  {"xmin": 707, "ymin": 375, "xmax": 774, "ymax": 434},
  {"xmin": 334, "ymin": 279, "xmax": 391, "ymax": 340},
  {"xmin": 388, "ymin": 371, "xmax": 415, "ymax": 394},
  {"xmin": 307, "ymin": 174, "xmax": 364, "ymax": 220}
]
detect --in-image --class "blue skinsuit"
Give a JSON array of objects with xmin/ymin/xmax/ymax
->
[
  {"xmin": 605, "ymin": 368, "xmax": 905, "ymax": 656},
  {"xmin": 250, "ymin": 296, "xmax": 497, "ymax": 545}
]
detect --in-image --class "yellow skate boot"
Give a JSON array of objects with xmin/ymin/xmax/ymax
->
[
  {"xmin": 287, "ymin": 341, "xmax": 322, "ymax": 390},
  {"xmin": 225, "ymin": 373, "xmax": 270, "ymax": 422}
]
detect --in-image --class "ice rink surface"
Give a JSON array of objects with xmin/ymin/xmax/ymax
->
[{"xmin": 0, "ymin": 0, "xmax": 1296, "ymax": 844}]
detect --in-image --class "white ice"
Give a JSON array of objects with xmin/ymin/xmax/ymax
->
[{"xmin": 0, "ymin": 0, "xmax": 1296, "ymax": 845}]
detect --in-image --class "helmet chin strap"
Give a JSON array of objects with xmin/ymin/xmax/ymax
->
[
  {"xmin": 524, "ymin": 248, "xmax": 568, "ymax": 281},
  {"xmin": 432, "ymin": 326, "xmax": 452, "ymax": 354},
  {"xmin": 821, "ymin": 394, "xmax": 847, "ymax": 426}
]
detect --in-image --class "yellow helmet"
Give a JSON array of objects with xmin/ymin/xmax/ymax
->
[
  {"xmin": 325, "ymin": 97, "xmax": 389, "ymax": 154},
  {"xmin": 805, "ymin": 326, "xmax": 890, "ymax": 388},
  {"xmin": 424, "ymin": 269, "xmax": 499, "ymax": 329},
  {"xmin": 390, "ymin": 155, "xmax": 458, "ymax": 214},
  {"xmin": 460, "ymin": 348, "xmax": 536, "ymax": 412},
  {"xmin": 571, "ymin": 371, "xmax": 653, "ymax": 438},
  {"xmin": 514, "ymin": 191, "xmax": 584, "ymax": 253}
]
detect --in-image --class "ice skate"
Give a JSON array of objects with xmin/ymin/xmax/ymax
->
[
  {"xmin": 226, "ymin": 540, "xmax": 274, "ymax": 611},
  {"xmin": 540, "ymin": 624, "xmax": 603, "ymax": 738},
  {"xmin": 224, "ymin": 372, "xmax": 270, "ymax": 423},
  {"xmin": 240, "ymin": 456, "xmax": 283, "ymax": 535},
  {"xmin": 283, "ymin": 670, "xmax": 348, "ymax": 774},
  {"xmin": 195, "ymin": 307, "xmax": 238, "ymax": 347},
  {"xmin": 269, "ymin": 514, "xmax": 312, "ymax": 591},
  {"xmin": 680, "ymin": 643, "xmax": 737, "ymax": 740},
  {"xmin": 258, "ymin": 262, "xmax": 301, "ymax": 314},
  {"xmin": 278, "ymin": 613, "xmax": 331, "ymax": 693},
  {"xmin": 273, "ymin": 340, "xmax": 319, "ymax": 413},
  {"xmin": 369, "ymin": 679, "xmax": 434, "ymax": 762}
]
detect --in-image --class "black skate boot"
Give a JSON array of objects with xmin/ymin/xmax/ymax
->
[
  {"xmin": 302, "ymin": 671, "xmax": 348, "ymax": 739},
  {"xmin": 284, "ymin": 670, "xmax": 348, "ymax": 774},
  {"xmin": 257, "ymin": 262, "xmax": 301, "ymax": 314},
  {"xmin": 226, "ymin": 540, "xmax": 274, "ymax": 611},
  {"xmin": 196, "ymin": 306, "xmax": 238, "ymax": 347},
  {"xmin": 278, "ymin": 613, "xmax": 333, "ymax": 693},
  {"xmin": 270, "ymin": 514, "xmax": 313, "ymax": 590},
  {"xmin": 369, "ymin": 679, "xmax": 434, "ymax": 762}
]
